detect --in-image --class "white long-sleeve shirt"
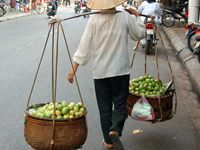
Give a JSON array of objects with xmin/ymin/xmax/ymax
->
[
  {"xmin": 138, "ymin": 1, "xmax": 162, "ymax": 23},
  {"xmin": 73, "ymin": 9, "xmax": 146, "ymax": 79}
]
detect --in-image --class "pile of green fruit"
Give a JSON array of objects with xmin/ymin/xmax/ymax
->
[
  {"xmin": 29, "ymin": 101, "xmax": 86, "ymax": 119},
  {"xmin": 129, "ymin": 74, "xmax": 167, "ymax": 96}
]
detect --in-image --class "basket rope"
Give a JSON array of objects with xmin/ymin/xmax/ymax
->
[
  {"xmin": 26, "ymin": 19, "xmax": 88, "ymax": 150},
  {"xmin": 51, "ymin": 23, "xmax": 56, "ymax": 150},
  {"xmin": 144, "ymin": 16, "xmax": 148, "ymax": 75},
  {"xmin": 26, "ymin": 25, "xmax": 52, "ymax": 108},
  {"xmin": 152, "ymin": 19, "xmax": 163, "ymax": 122},
  {"xmin": 60, "ymin": 23, "xmax": 84, "ymax": 105},
  {"xmin": 153, "ymin": 21, "xmax": 178, "ymax": 119}
]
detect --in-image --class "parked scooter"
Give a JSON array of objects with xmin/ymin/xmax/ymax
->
[
  {"xmin": 187, "ymin": 23, "xmax": 200, "ymax": 63},
  {"xmin": 0, "ymin": 0, "xmax": 6, "ymax": 17},
  {"xmin": 161, "ymin": 2, "xmax": 188, "ymax": 27},
  {"xmin": 47, "ymin": 0, "xmax": 57, "ymax": 18},
  {"xmin": 74, "ymin": 0, "xmax": 81, "ymax": 13}
]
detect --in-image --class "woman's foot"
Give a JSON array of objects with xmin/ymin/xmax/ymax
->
[
  {"xmin": 109, "ymin": 131, "xmax": 124, "ymax": 150},
  {"xmin": 102, "ymin": 139, "xmax": 113, "ymax": 149}
]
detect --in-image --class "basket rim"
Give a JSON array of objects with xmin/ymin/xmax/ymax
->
[
  {"xmin": 24, "ymin": 102, "xmax": 87, "ymax": 122},
  {"xmin": 129, "ymin": 91, "xmax": 174, "ymax": 99}
]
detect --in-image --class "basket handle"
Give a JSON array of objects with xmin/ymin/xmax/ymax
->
[{"xmin": 26, "ymin": 25, "xmax": 52, "ymax": 108}]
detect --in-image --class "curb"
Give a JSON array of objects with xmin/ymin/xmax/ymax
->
[
  {"xmin": 0, "ymin": 12, "xmax": 34, "ymax": 22},
  {"xmin": 162, "ymin": 26, "xmax": 200, "ymax": 97},
  {"xmin": 162, "ymin": 26, "xmax": 200, "ymax": 134}
]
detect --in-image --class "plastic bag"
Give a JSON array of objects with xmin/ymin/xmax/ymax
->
[{"xmin": 131, "ymin": 94, "xmax": 155, "ymax": 121}]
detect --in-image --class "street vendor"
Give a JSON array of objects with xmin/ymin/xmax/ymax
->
[{"xmin": 68, "ymin": 0, "xmax": 146, "ymax": 149}]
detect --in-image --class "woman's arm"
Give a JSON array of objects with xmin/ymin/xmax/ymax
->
[
  {"xmin": 125, "ymin": 9, "xmax": 146, "ymax": 41},
  {"xmin": 68, "ymin": 62, "xmax": 79, "ymax": 83}
]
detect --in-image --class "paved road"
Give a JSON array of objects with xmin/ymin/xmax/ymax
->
[{"xmin": 0, "ymin": 6, "xmax": 199, "ymax": 150}]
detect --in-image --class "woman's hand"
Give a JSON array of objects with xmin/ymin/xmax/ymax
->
[
  {"xmin": 68, "ymin": 69, "xmax": 75, "ymax": 83},
  {"xmin": 68, "ymin": 62, "xmax": 79, "ymax": 83},
  {"xmin": 125, "ymin": 8, "xmax": 140, "ymax": 17}
]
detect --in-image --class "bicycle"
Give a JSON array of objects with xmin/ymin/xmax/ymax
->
[{"xmin": 32, "ymin": 0, "xmax": 46, "ymax": 14}]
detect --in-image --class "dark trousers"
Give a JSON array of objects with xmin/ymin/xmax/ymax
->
[{"xmin": 94, "ymin": 74, "xmax": 130, "ymax": 144}]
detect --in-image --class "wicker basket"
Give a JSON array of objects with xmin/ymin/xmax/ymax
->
[
  {"xmin": 24, "ymin": 103, "xmax": 88, "ymax": 150},
  {"xmin": 127, "ymin": 92, "xmax": 174, "ymax": 122}
]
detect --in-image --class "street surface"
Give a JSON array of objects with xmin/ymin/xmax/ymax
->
[{"xmin": 0, "ymin": 5, "xmax": 200, "ymax": 150}]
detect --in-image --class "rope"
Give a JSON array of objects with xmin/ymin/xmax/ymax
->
[
  {"xmin": 131, "ymin": 47, "xmax": 139, "ymax": 68},
  {"xmin": 48, "ymin": 14, "xmax": 63, "ymax": 25},
  {"xmin": 154, "ymin": 22, "xmax": 178, "ymax": 118},
  {"xmin": 131, "ymin": 15, "xmax": 153, "ymax": 73},
  {"xmin": 144, "ymin": 17, "xmax": 148, "ymax": 75},
  {"xmin": 55, "ymin": 23, "xmax": 60, "ymax": 99},
  {"xmin": 60, "ymin": 23, "xmax": 85, "ymax": 106},
  {"xmin": 152, "ymin": 19, "xmax": 163, "ymax": 122},
  {"xmin": 26, "ymin": 25, "xmax": 52, "ymax": 108},
  {"xmin": 51, "ymin": 24, "xmax": 55, "ymax": 150}
]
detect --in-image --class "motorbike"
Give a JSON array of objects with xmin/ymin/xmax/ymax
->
[
  {"xmin": 145, "ymin": 21, "xmax": 157, "ymax": 55},
  {"xmin": 46, "ymin": 0, "xmax": 57, "ymax": 18},
  {"xmin": 187, "ymin": 23, "xmax": 200, "ymax": 63},
  {"xmin": 0, "ymin": 0, "xmax": 6, "ymax": 17},
  {"xmin": 161, "ymin": 3, "xmax": 188, "ymax": 27},
  {"xmin": 139, "ymin": 21, "xmax": 158, "ymax": 55},
  {"xmin": 81, "ymin": 1, "xmax": 91, "ymax": 18},
  {"xmin": 74, "ymin": 0, "xmax": 81, "ymax": 14}
]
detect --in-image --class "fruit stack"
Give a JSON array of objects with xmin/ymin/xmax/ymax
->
[
  {"xmin": 29, "ymin": 101, "xmax": 86, "ymax": 119},
  {"xmin": 129, "ymin": 74, "xmax": 167, "ymax": 96}
]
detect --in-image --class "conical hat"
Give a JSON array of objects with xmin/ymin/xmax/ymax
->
[{"xmin": 87, "ymin": 0, "xmax": 127, "ymax": 10}]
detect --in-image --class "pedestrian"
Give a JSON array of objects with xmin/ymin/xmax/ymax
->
[
  {"xmin": 31, "ymin": 0, "xmax": 36, "ymax": 10},
  {"xmin": 66, "ymin": 0, "xmax": 70, "ymax": 6},
  {"xmin": 138, "ymin": 0, "xmax": 162, "ymax": 24},
  {"xmin": 24, "ymin": 0, "xmax": 29, "ymax": 12},
  {"xmin": 133, "ymin": 0, "xmax": 162, "ymax": 49},
  {"xmin": 136, "ymin": 0, "xmax": 144, "ymax": 8},
  {"xmin": 179, "ymin": 0, "xmax": 188, "ymax": 5},
  {"xmin": 68, "ymin": 0, "xmax": 146, "ymax": 149},
  {"xmin": 128, "ymin": 0, "xmax": 133, "ymax": 5}
]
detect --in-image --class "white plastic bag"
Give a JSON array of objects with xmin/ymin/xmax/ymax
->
[{"xmin": 131, "ymin": 94, "xmax": 155, "ymax": 121}]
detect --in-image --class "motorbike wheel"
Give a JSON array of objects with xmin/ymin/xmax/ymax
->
[
  {"xmin": 146, "ymin": 40, "xmax": 151, "ymax": 55},
  {"xmin": 198, "ymin": 51, "xmax": 200, "ymax": 63},
  {"xmin": 84, "ymin": 14, "xmax": 89, "ymax": 18},
  {"xmin": 188, "ymin": 31, "xmax": 198, "ymax": 54},
  {"xmin": 3, "ymin": 8, "xmax": 6, "ymax": 15},
  {"xmin": 162, "ymin": 12, "xmax": 175, "ymax": 27},
  {"xmin": 36, "ymin": 4, "xmax": 45, "ymax": 14},
  {"xmin": 0, "ymin": 7, "xmax": 5, "ymax": 17}
]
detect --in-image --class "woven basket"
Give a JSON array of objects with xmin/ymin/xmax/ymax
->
[
  {"xmin": 127, "ymin": 92, "xmax": 174, "ymax": 122},
  {"xmin": 24, "ymin": 103, "xmax": 88, "ymax": 150}
]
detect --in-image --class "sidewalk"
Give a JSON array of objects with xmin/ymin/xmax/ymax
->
[
  {"xmin": 0, "ymin": 9, "xmax": 34, "ymax": 22},
  {"xmin": 162, "ymin": 25, "xmax": 200, "ymax": 96},
  {"xmin": 162, "ymin": 24, "xmax": 200, "ymax": 133}
]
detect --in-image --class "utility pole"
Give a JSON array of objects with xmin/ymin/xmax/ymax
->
[{"xmin": 188, "ymin": 0, "xmax": 200, "ymax": 24}]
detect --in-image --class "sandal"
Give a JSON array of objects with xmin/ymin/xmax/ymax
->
[
  {"xmin": 102, "ymin": 139, "xmax": 113, "ymax": 150},
  {"xmin": 109, "ymin": 134, "xmax": 124, "ymax": 150}
]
